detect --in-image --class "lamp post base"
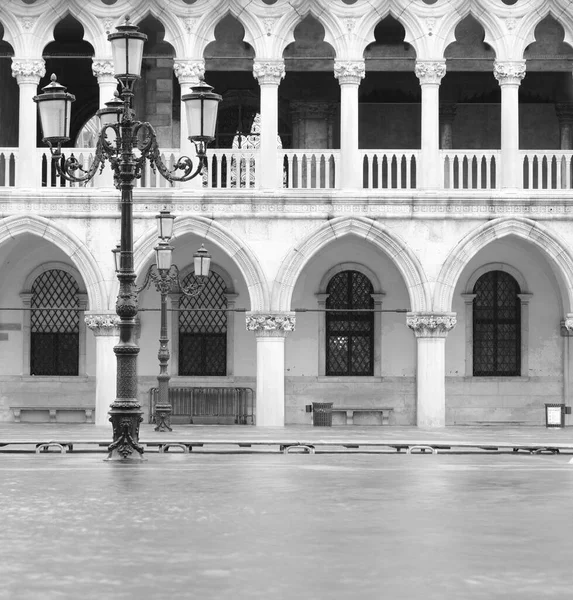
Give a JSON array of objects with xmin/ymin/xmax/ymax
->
[
  {"xmin": 154, "ymin": 404, "xmax": 173, "ymax": 432},
  {"xmin": 106, "ymin": 403, "xmax": 146, "ymax": 461}
]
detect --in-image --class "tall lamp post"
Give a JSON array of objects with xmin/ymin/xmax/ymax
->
[
  {"xmin": 33, "ymin": 17, "xmax": 221, "ymax": 460},
  {"xmin": 120, "ymin": 209, "xmax": 211, "ymax": 432}
]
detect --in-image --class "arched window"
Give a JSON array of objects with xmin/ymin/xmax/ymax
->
[
  {"xmin": 30, "ymin": 269, "xmax": 80, "ymax": 376},
  {"xmin": 473, "ymin": 270, "xmax": 521, "ymax": 376},
  {"xmin": 178, "ymin": 271, "xmax": 227, "ymax": 376},
  {"xmin": 326, "ymin": 270, "xmax": 374, "ymax": 376}
]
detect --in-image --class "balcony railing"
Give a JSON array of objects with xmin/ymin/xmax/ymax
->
[
  {"xmin": 4, "ymin": 147, "xmax": 570, "ymax": 193},
  {"xmin": 0, "ymin": 149, "xmax": 17, "ymax": 187},
  {"xmin": 521, "ymin": 151, "xmax": 573, "ymax": 190},
  {"xmin": 441, "ymin": 151, "xmax": 500, "ymax": 190},
  {"xmin": 282, "ymin": 150, "xmax": 338, "ymax": 189},
  {"xmin": 362, "ymin": 151, "xmax": 419, "ymax": 189}
]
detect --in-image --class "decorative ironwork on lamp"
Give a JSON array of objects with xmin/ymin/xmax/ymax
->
[{"xmin": 34, "ymin": 15, "xmax": 220, "ymax": 460}]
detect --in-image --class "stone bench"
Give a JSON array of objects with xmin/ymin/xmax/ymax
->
[
  {"xmin": 10, "ymin": 406, "xmax": 94, "ymax": 424},
  {"xmin": 331, "ymin": 407, "xmax": 394, "ymax": 426}
]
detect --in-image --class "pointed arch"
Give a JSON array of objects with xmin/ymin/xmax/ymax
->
[
  {"xmin": 129, "ymin": 215, "xmax": 268, "ymax": 311},
  {"xmin": 273, "ymin": 216, "xmax": 430, "ymax": 312},
  {"xmin": 438, "ymin": 9, "xmax": 502, "ymax": 59},
  {"xmin": 0, "ymin": 215, "xmax": 107, "ymax": 311},
  {"xmin": 435, "ymin": 217, "xmax": 573, "ymax": 313},
  {"xmin": 516, "ymin": 8, "xmax": 573, "ymax": 60}
]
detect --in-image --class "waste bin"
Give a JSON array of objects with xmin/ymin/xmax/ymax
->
[
  {"xmin": 545, "ymin": 403, "xmax": 570, "ymax": 428},
  {"xmin": 312, "ymin": 402, "xmax": 333, "ymax": 427}
]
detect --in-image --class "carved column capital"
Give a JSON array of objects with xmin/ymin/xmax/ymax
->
[
  {"xmin": 563, "ymin": 314, "xmax": 573, "ymax": 332},
  {"xmin": 85, "ymin": 314, "xmax": 121, "ymax": 337},
  {"xmin": 494, "ymin": 61, "xmax": 526, "ymax": 86},
  {"xmin": 246, "ymin": 313, "xmax": 295, "ymax": 337},
  {"xmin": 11, "ymin": 58, "xmax": 45, "ymax": 84},
  {"xmin": 407, "ymin": 312, "xmax": 457, "ymax": 338},
  {"xmin": 415, "ymin": 61, "xmax": 446, "ymax": 85},
  {"xmin": 174, "ymin": 59, "xmax": 205, "ymax": 85},
  {"xmin": 334, "ymin": 60, "xmax": 365, "ymax": 85},
  {"xmin": 253, "ymin": 60, "xmax": 285, "ymax": 85},
  {"xmin": 92, "ymin": 58, "xmax": 115, "ymax": 78}
]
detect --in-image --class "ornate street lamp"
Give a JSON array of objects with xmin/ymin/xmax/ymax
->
[
  {"xmin": 34, "ymin": 16, "xmax": 221, "ymax": 460},
  {"xmin": 135, "ymin": 210, "xmax": 211, "ymax": 432}
]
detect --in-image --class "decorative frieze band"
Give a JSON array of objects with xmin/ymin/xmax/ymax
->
[
  {"xmin": 407, "ymin": 312, "xmax": 457, "ymax": 337},
  {"xmin": 415, "ymin": 61, "xmax": 446, "ymax": 85},
  {"xmin": 334, "ymin": 60, "xmax": 365, "ymax": 85},
  {"xmin": 85, "ymin": 314, "xmax": 121, "ymax": 337},
  {"xmin": 494, "ymin": 61, "xmax": 526, "ymax": 86},
  {"xmin": 246, "ymin": 313, "xmax": 295, "ymax": 337},
  {"xmin": 174, "ymin": 59, "xmax": 205, "ymax": 85},
  {"xmin": 253, "ymin": 60, "xmax": 285, "ymax": 85},
  {"xmin": 11, "ymin": 58, "xmax": 45, "ymax": 84}
]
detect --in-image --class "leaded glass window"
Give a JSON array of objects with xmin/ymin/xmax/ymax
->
[
  {"xmin": 473, "ymin": 270, "xmax": 521, "ymax": 376},
  {"xmin": 179, "ymin": 271, "xmax": 227, "ymax": 376},
  {"xmin": 30, "ymin": 269, "xmax": 80, "ymax": 376},
  {"xmin": 326, "ymin": 270, "xmax": 374, "ymax": 376}
]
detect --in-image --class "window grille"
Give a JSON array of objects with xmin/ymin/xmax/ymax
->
[
  {"xmin": 326, "ymin": 270, "xmax": 374, "ymax": 376},
  {"xmin": 473, "ymin": 270, "xmax": 521, "ymax": 376},
  {"xmin": 30, "ymin": 269, "xmax": 80, "ymax": 376},
  {"xmin": 179, "ymin": 271, "xmax": 227, "ymax": 376}
]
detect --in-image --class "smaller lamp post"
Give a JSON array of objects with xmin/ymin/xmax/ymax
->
[{"xmin": 129, "ymin": 210, "xmax": 211, "ymax": 431}]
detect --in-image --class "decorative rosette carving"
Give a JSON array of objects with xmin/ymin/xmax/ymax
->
[
  {"xmin": 334, "ymin": 61, "xmax": 365, "ymax": 85},
  {"xmin": 407, "ymin": 312, "xmax": 457, "ymax": 337},
  {"xmin": 494, "ymin": 61, "xmax": 526, "ymax": 86},
  {"xmin": 85, "ymin": 314, "xmax": 121, "ymax": 336},
  {"xmin": 246, "ymin": 313, "xmax": 296, "ymax": 336},
  {"xmin": 253, "ymin": 61, "xmax": 285, "ymax": 85},
  {"xmin": 174, "ymin": 59, "xmax": 205, "ymax": 85},
  {"xmin": 11, "ymin": 59, "xmax": 45, "ymax": 84},
  {"xmin": 415, "ymin": 61, "xmax": 446, "ymax": 85}
]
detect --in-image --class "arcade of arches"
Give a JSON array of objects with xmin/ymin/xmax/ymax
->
[{"xmin": 1, "ymin": 1, "xmax": 573, "ymax": 428}]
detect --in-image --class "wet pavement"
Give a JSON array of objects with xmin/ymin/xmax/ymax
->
[
  {"xmin": 1, "ymin": 423, "xmax": 573, "ymax": 452},
  {"xmin": 2, "ymin": 452, "xmax": 573, "ymax": 600}
]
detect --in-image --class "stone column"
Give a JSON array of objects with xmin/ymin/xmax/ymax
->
[
  {"xmin": 461, "ymin": 293, "xmax": 477, "ymax": 376},
  {"xmin": 334, "ymin": 60, "xmax": 365, "ymax": 189},
  {"xmin": 11, "ymin": 58, "xmax": 45, "ymax": 188},
  {"xmin": 253, "ymin": 60, "xmax": 285, "ymax": 190},
  {"xmin": 407, "ymin": 312, "xmax": 457, "ymax": 427},
  {"xmin": 494, "ymin": 61, "xmax": 526, "ymax": 190},
  {"xmin": 555, "ymin": 103, "xmax": 573, "ymax": 150},
  {"xmin": 92, "ymin": 59, "xmax": 117, "ymax": 188},
  {"xmin": 246, "ymin": 313, "xmax": 295, "ymax": 426},
  {"xmin": 174, "ymin": 59, "xmax": 205, "ymax": 190},
  {"xmin": 85, "ymin": 314, "xmax": 120, "ymax": 426},
  {"xmin": 439, "ymin": 103, "xmax": 457, "ymax": 150},
  {"xmin": 415, "ymin": 61, "xmax": 446, "ymax": 189},
  {"xmin": 562, "ymin": 315, "xmax": 573, "ymax": 424}
]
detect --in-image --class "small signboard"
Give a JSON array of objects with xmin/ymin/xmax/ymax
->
[{"xmin": 545, "ymin": 404, "xmax": 564, "ymax": 428}]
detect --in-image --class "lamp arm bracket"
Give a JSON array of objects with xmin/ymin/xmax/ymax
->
[
  {"xmin": 133, "ymin": 121, "xmax": 206, "ymax": 184},
  {"xmin": 48, "ymin": 141, "xmax": 105, "ymax": 185},
  {"xmin": 135, "ymin": 264, "xmax": 179, "ymax": 296},
  {"xmin": 174, "ymin": 266, "xmax": 207, "ymax": 298}
]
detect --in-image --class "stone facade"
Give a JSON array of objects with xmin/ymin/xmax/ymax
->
[{"xmin": 0, "ymin": 0, "xmax": 572, "ymax": 426}]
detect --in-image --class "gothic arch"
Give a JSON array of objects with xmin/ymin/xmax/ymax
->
[
  {"xmin": 516, "ymin": 7, "xmax": 573, "ymax": 60},
  {"xmin": 318, "ymin": 262, "xmax": 382, "ymax": 295},
  {"xmin": 273, "ymin": 216, "xmax": 430, "ymax": 312},
  {"xmin": 0, "ymin": 215, "xmax": 107, "ymax": 311},
  {"xmin": 435, "ymin": 217, "xmax": 573, "ymax": 313},
  {"xmin": 464, "ymin": 262, "xmax": 529, "ymax": 295},
  {"xmin": 130, "ymin": 215, "xmax": 268, "ymax": 311}
]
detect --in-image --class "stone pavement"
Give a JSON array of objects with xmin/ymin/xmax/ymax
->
[{"xmin": 0, "ymin": 423, "xmax": 572, "ymax": 453}]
